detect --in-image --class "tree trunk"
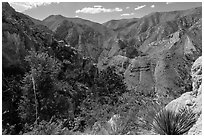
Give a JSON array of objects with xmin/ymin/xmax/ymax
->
[{"xmin": 31, "ymin": 73, "xmax": 38, "ymax": 124}]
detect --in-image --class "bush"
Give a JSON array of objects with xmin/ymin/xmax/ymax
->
[
  {"xmin": 2, "ymin": 75, "xmax": 23, "ymax": 134},
  {"xmin": 23, "ymin": 118, "xmax": 75, "ymax": 135},
  {"xmin": 116, "ymin": 88, "xmax": 157, "ymax": 134},
  {"xmin": 18, "ymin": 51, "xmax": 73, "ymax": 124},
  {"xmin": 79, "ymin": 66, "xmax": 128, "ymax": 128},
  {"xmin": 149, "ymin": 107, "xmax": 197, "ymax": 135}
]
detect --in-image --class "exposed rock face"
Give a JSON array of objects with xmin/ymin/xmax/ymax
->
[
  {"xmin": 165, "ymin": 56, "xmax": 202, "ymax": 135},
  {"xmin": 124, "ymin": 56, "xmax": 155, "ymax": 93},
  {"xmin": 100, "ymin": 7, "xmax": 202, "ymax": 105},
  {"xmin": 102, "ymin": 7, "xmax": 201, "ymax": 54},
  {"xmin": 191, "ymin": 56, "xmax": 202, "ymax": 95}
]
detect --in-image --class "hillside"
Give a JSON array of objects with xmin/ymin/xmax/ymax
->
[
  {"xmin": 98, "ymin": 6, "xmax": 202, "ymax": 105},
  {"xmin": 2, "ymin": 2, "xmax": 55, "ymax": 72},
  {"xmin": 39, "ymin": 15, "xmax": 113, "ymax": 62},
  {"xmin": 103, "ymin": 18, "xmax": 139, "ymax": 32},
  {"xmin": 42, "ymin": 14, "xmax": 112, "ymax": 36},
  {"xmin": 2, "ymin": 2, "xmax": 202, "ymax": 135}
]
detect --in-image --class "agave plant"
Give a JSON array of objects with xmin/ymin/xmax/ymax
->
[{"xmin": 151, "ymin": 107, "xmax": 197, "ymax": 135}]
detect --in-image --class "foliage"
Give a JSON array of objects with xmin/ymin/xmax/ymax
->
[
  {"xmin": 118, "ymin": 39, "xmax": 127, "ymax": 49},
  {"xmin": 148, "ymin": 107, "xmax": 197, "ymax": 135},
  {"xmin": 18, "ymin": 51, "xmax": 73, "ymax": 124},
  {"xmin": 2, "ymin": 37, "xmax": 173, "ymax": 135},
  {"xmin": 55, "ymin": 20, "xmax": 79, "ymax": 46},
  {"xmin": 114, "ymin": 87, "xmax": 158, "ymax": 134},
  {"xmin": 2, "ymin": 74, "xmax": 23, "ymax": 134},
  {"xmin": 23, "ymin": 118, "xmax": 77, "ymax": 135},
  {"xmin": 79, "ymin": 66, "xmax": 128, "ymax": 128}
]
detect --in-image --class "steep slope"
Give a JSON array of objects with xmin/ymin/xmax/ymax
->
[
  {"xmin": 100, "ymin": 6, "xmax": 202, "ymax": 105},
  {"xmin": 100, "ymin": 7, "xmax": 201, "ymax": 60},
  {"xmin": 103, "ymin": 7, "xmax": 201, "ymax": 37},
  {"xmin": 25, "ymin": 14, "xmax": 43, "ymax": 25},
  {"xmin": 2, "ymin": 2, "xmax": 202, "ymax": 107},
  {"xmin": 103, "ymin": 18, "xmax": 139, "ymax": 32},
  {"xmin": 42, "ymin": 14, "xmax": 112, "ymax": 36},
  {"xmin": 2, "ymin": 2, "xmax": 56, "ymax": 74},
  {"xmin": 43, "ymin": 15, "xmax": 114, "ymax": 62}
]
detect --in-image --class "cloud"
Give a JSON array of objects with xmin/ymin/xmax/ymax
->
[
  {"xmin": 9, "ymin": 2, "xmax": 59, "ymax": 12},
  {"xmin": 150, "ymin": 5, "xmax": 155, "ymax": 8},
  {"xmin": 76, "ymin": 6, "xmax": 123, "ymax": 14},
  {"xmin": 93, "ymin": 5, "xmax": 103, "ymax": 8},
  {"xmin": 166, "ymin": 2, "xmax": 173, "ymax": 4},
  {"xmin": 134, "ymin": 5, "xmax": 146, "ymax": 10},
  {"xmin": 126, "ymin": 6, "xmax": 130, "ymax": 9},
  {"xmin": 115, "ymin": 7, "xmax": 123, "ymax": 12},
  {"xmin": 121, "ymin": 12, "xmax": 134, "ymax": 16}
]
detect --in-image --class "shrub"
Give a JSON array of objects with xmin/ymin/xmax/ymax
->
[
  {"xmin": 2, "ymin": 75, "xmax": 23, "ymax": 134},
  {"xmin": 18, "ymin": 51, "xmax": 73, "ymax": 124},
  {"xmin": 23, "ymin": 118, "xmax": 74, "ymax": 135},
  {"xmin": 79, "ymin": 66, "xmax": 128, "ymax": 126},
  {"xmin": 116, "ymin": 88, "xmax": 157, "ymax": 135},
  {"xmin": 150, "ymin": 107, "xmax": 197, "ymax": 135}
]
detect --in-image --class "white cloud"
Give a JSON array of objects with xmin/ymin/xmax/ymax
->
[
  {"xmin": 126, "ymin": 6, "xmax": 130, "ymax": 9},
  {"xmin": 166, "ymin": 2, "xmax": 173, "ymax": 4},
  {"xmin": 115, "ymin": 7, "xmax": 123, "ymax": 12},
  {"xmin": 10, "ymin": 2, "xmax": 32, "ymax": 9},
  {"xmin": 134, "ymin": 5, "xmax": 146, "ymax": 10},
  {"xmin": 121, "ymin": 12, "xmax": 134, "ymax": 16},
  {"xmin": 76, "ymin": 6, "xmax": 123, "ymax": 14},
  {"xmin": 93, "ymin": 5, "xmax": 103, "ymax": 8},
  {"xmin": 9, "ymin": 2, "xmax": 59, "ymax": 12},
  {"xmin": 150, "ymin": 5, "xmax": 155, "ymax": 8}
]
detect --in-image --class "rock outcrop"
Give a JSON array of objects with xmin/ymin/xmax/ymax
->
[{"xmin": 165, "ymin": 56, "xmax": 202, "ymax": 135}]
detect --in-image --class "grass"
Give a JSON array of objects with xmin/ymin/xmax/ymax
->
[{"xmin": 150, "ymin": 107, "xmax": 197, "ymax": 135}]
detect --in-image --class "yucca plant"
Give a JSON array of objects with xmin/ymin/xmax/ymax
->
[{"xmin": 150, "ymin": 107, "xmax": 197, "ymax": 135}]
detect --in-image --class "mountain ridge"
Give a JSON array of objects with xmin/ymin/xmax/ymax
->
[{"xmin": 2, "ymin": 2, "xmax": 202, "ymax": 135}]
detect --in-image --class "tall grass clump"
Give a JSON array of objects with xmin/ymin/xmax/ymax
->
[{"xmin": 150, "ymin": 107, "xmax": 197, "ymax": 135}]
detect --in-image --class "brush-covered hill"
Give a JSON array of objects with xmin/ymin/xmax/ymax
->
[
  {"xmin": 40, "ymin": 15, "xmax": 114, "ymax": 62},
  {"xmin": 2, "ymin": 2, "xmax": 56, "ymax": 74},
  {"xmin": 42, "ymin": 14, "xmax": 112, "ymax": 35}
]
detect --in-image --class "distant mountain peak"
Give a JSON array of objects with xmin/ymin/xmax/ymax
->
[{"xmin": 43, "ymin": 14, "xmax": 66, "ymax": 22}]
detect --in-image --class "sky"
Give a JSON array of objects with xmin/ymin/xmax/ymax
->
[{"xmin": 9, "ymin": 1, "xmax": 202, "ymax": 24}]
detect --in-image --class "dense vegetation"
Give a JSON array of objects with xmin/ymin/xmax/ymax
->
[
  {"xmin": 2, "ymin": 2, "xmax": 200, "ymax": 135},
  {"xmin": 2, "ymin": 39, "xmax": 162, "ymax": 134}
]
